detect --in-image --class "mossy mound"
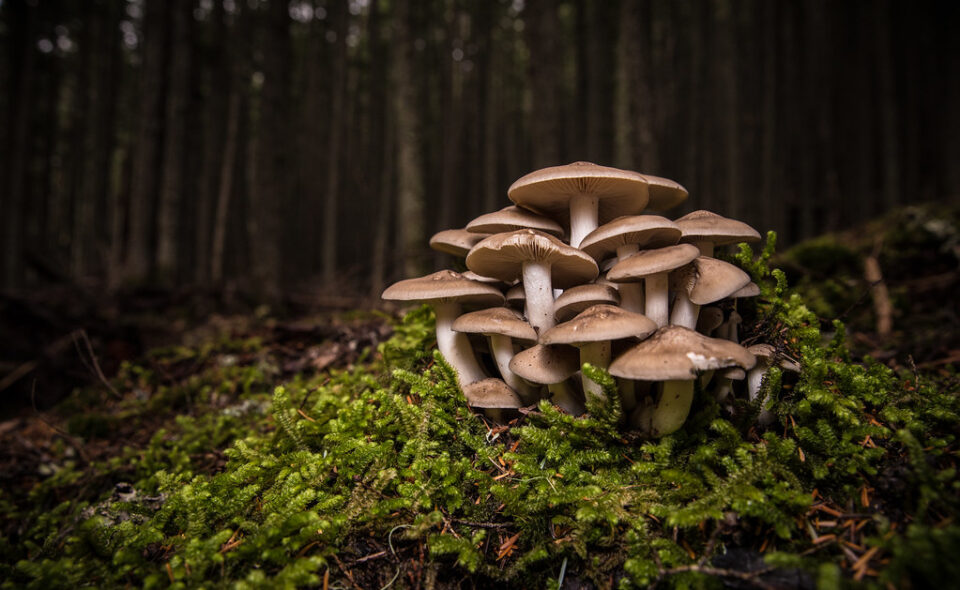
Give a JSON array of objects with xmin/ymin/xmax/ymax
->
[{"xmin": 2, "ymin": 234, "xmax": 959, "ymax": 589}]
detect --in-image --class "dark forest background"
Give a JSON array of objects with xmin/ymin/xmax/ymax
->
[{"xmin": 2, "ymin": 0, "xmax": 959, "ymax": 302}]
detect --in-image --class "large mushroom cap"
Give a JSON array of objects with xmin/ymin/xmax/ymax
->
[
  {"xmin": 466, "ymin": 205, "xmax": 564, "ymax": 237},
  {"xmin": 606, "ymin": 243, "xmax": 700, "ymax": 282},
  {"xmin": 579, "ymin": 215, "xmax": 682, "ymax": 262},
  {"xmin": 609, "ymin": 326, "xmax": 756, "ymax": 381},
  {"xmin": 643, "ymin": 175, "xmax": 689, "ymax": 211},
  {"xmin": 452, "ymin": 307, "xmax": 537, "ymax": 341},
  {"xmin": 466, "ymin": 229, "xmax": 599, "ymax": 288},
  {"xmin": 554, "ymin": 283, "xmax": 620, "ymax": 321},
  {"xmin": 508, "ymin": 344, "xmax": 580, "ymax": 384},
  {"xmin": 462, "ymin": 378, "xmax": 524, "ymax": 408},
  {"xmin": 683, "ymin": 257, "xmax": 752, "ymax": 305},
  {"xmin": 675, "ymin": 210, "xmax": 761, "ymax": 246},
  {"xmin": 507, "ymin": 161, "xmax": 650, "ymax": 222},
  {"xmin": 382, "ymin": 269, "xmax": 504, "ymax": 306},
  {"xmin": 429, "ymin": 228, "xmax": 488, "ymax": 257},
  {"xmin": 542, "ymin": 304, "xmax": 657, "ymax": 346}
]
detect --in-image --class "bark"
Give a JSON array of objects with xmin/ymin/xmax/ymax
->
[
  {"xmin": 321, "ymin": 0, "xmax": 349, "ymax": 286},
  {"xmin": 613, "ymin": 0, "xmax": 635, "ymax": 169},
  {"xmin": 523, "ymin": 0, "xmax": 562, "ymax": 168},
  {"xmin": 210, "ymin": 90, "xmax": 241, "ymax": 284}
]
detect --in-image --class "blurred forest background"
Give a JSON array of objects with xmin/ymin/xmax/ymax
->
[{"xmin": 2, "ymin": 0, "xmax": 959, "ymax": 302}]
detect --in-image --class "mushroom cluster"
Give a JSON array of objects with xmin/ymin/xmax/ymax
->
[{"xmin": 383, "ymin": 161, "xmax": 796, "ymax": 437}]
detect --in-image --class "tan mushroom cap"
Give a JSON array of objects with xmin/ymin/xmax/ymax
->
[
  {"xmin": 579, "ymin": 215, "xmax": 682, "ymax": 262},
  {"xmin": 429, "ymin": 228, "xmax": 488, "ymax": 257},
  {"xmin": 747, "ymin": 343, "xmax": 801, "ymax": 372},
  {"xmin": 508, "ymin": 344, "xmax": 580, "ymax": 384},
  {"xmin": 507, "ymin": 161, "xmax": 650, "ymax": 223},
  {"xmin": 466, "ymin": 205, "xmax": 564, "ymax": 237},
  {"xmin": 466, "ymin": 229, "xmax": 599, "ymax": 289},
  {"xmin": 606, "ymin": 243, "xmax": 700, "ymax": 282},
  {"xmin": 554, "ymin": 284, "xmax": 620, "ymax": 322},
  {"xmin": 505, "ymin": 283, "xmax": 525, "ymax": 305},
  {"xmin": 542, "ymin": 304, "xmax": 657, "ymax": 346},
  {"xmin": 683, "ymin": 257, "xmax": 752, "ymax": 305},
  {"xmin": 644, "ymin": 175, "xmax": 690, "ymax": 211},
  {"xmin": 696, "ymin": 306, "xmax": 725, "ymax": 334},
  {"xmin": 675, "ymin": 210, "xmax": 761, "ymax": 246},
  {"xmin": 720, "ymin": 367, "xmax": 746, "ymax": 380},
  {"xmin": 730, "ymin": 282, "xmax": 760, "ymax": 299},
  {"xmin": 381, "ymin": 269, "xmax": 504, "ymax": 306},
  {"xmin": 609, "ymin": 326, "xmax": 756, "ymax": 381},
  {"xmin": 462, "ymin": 378, "xmax": 524, "ymax": 408},
  {"xmin": 452, "ymin": 307, "xmax": 537, "ymax": 342}
]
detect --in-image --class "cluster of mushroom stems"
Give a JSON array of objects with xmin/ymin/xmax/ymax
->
[{"xmin": 383, "ymin": 162, "xmax": 798, "ymax": 437}]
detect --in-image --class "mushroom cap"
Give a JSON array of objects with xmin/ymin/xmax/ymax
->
[
  {"xmin": 507, "ymin": 161, "xmax": 650, "ymax": 223},
  {"xmin": 466, "ymin": 229, "xmax": 599, "ymax": 289},
  {"xmin": 720, "ymin": 367, "xmax": 746, "ymax": 380},
  {"xmin": 644, "ymin": 175, "xmax": 690, "ymax": 211},
  {"xmin": 696, "ymin": 306, "xmax": 725, "ymax": 334},
  {"xmin": 381, "ymin": 270, "xmax": 504, "ymax": 306},
  {"xmin": 730, "ymin": 281, "xmax": 760, "ymax": 299},
  {"xmin": 429, "ymin": 228, "xmax": 488, "ymax": 257},
  {"xmin": 508, "ymin": 343, "xmax": 580, "ymax": 384},
  {"xmin": 610, "ymin": 326, "xmax": 756, "ymax": 381},
  {"xmin": 466, "ymin": 205, "xmax": 564, "ymax": 237},
  {"xmin": 675, "ymin": 210, "xmax": 761, "ymax": 246},
  {"xmin": 452, "ymin": 307, "xmax": 537, "ymax": 341},
  {"xmin": 554, "ymin": 284, "xmax": 621, "ymax": 322},
  {"xmin": 682, "ymin": 257, "xmax": 752, "ymax": 305},
  {"xmin": 461, "ymin": 270, "xmax": 512, "ymax": 289},
  {"xmin": 579, "ymin": 215, "xmax": 682, "ymax": 262},
  {"xmin": 747, "ymin": 343, "xmax": 801, "ymax": 372},
  {"xmin": 542, "ymin": 304, "xmax": 657, "ymax": 346},
  {"xmin": 607, "ymin": 243, "xmax": 700, "ymax": 282},
  {"xmin": 462, "ymin": 378, "xmax": 524, "ymax": 408},
  {"xmin": 505, "ymin": 283, "xmax": 525, "ymax": 305}
]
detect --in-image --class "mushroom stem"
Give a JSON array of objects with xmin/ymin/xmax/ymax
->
[
  {"xmin": 669, "ymin": 290, "xmax": 700, "ymax": 330},
  {"xmin": 521, "ymin": 260, "xmax": 556, "ymax": 334},
  {"xmin": 748, "ymin": 364, "xmax": 776, "ymax": 426},
  {"xmin": 489, "ymin": 334, "xmax": 540, "ymax": 404},
  {"xmin": 569, "ymin": 193, "xmax": 600, "ymax": 248},
  {"xmin": 614, "ymin": 244, "xmax": 646, "ymax": 312},
  {"xmin": 694, "ymin": 241, "xmax": 715, "ymax": 257},
  {"xmin": 548, "ymin": 380, "xmax": 585, "ymax": 416},
  {"xmin": 645, "ymin": 272, "xmax": 670, "ymax": 327},
  {"xmin": 434, "ymin": 302, "xmax": 487, "ymax": 386},
  {"xmin": 579, "ymin": 341, "xmax": 612, "ymax": 400},
  {"xmin": 650, "ymin": 380, "xmax": 695, "ymax": 436}
]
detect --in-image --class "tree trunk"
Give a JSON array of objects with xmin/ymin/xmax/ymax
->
[
  {"xmin": 210, "ymin": 89, "xmax": 241, "ymax": 285},
  {"xmin": 321, "ymin": 0, "xmax": 349, "ymax": 286},
  {"xmin": 524, "ymin": 0, "xmax": 562, "ymax": 168}
]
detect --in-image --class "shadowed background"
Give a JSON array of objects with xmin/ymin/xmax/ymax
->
[{"xmin": 2, "ymin": 0, "xmax": 959, "ymax": 301}]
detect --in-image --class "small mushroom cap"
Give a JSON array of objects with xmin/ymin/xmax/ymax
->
[
  {"xmin": 609, "ymin": 326, "xmax": 756, "ymax": 381},
  {"xmin": 747, "ymin": 343, "xmax": 801, "ymax": 372},
  {"xmin": 644, "ymin": 175, "xmax": 690, "ymax": 211},
  {"xmin": 696, "ymin": 306, "xmax": 725, "ymax": 334},
  {"xmin": 675, "ymin": 210, "xmax": 761, "ymax": 246},
  {"xmin": 607, "ymin": 243, "xmax": 700, "ymax": 282},
  {"xmin": 720, "ymin": 367, "xmax": 746, "ymax": 380},
  {"xmin": 453, "ymin": 307, "xmax": 537, "ymax": 341},
  {"xmin": 509, "ymin": 343, "xmax": 580, "ymax": 384},
  {"xmin": 505, "ymin": 283, "xmax": 526, "ymax": 305},
  {"xmin": 579, "ymin": 215, "xmax": 682, "ymax": 262},
  {"xmin": 466, "ymin": 229, "xmax": 599, "ymax": 289},
  {"xmin": 542, "ymin": 304, "xmax": 657, "ymax": 346},
  {"xmin": 463, "ymin": 378, "xmax": 524, "ymax": 408},
  {"xmin": 429, "ymin": 228, "xmax": 488, "ymax": 257},
  {"xmin": 381, "ymin": 270, "xmax": 504, "ymax": 306},
  {"xmin": 730, "ymin": 282, "xmax": 760, "ymax": 299},
  {"xmin": 466, "ymin": 205, "xmax": 564, "ymax": 237},
  {"xmin": 554, "ymin": 284, "xmax": 621, "ymax": 321},
  {"xmin": 507, "ymin": 161, "xmax": 650, "ymax": 223},
  {"xmin": 683, "ymin": 257, "xmax": 752, "ymax": 305},
  {"xmin": 461, "ymin": 271, "xmax": 512, "ymax": 289}
]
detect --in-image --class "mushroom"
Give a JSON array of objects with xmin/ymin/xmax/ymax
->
[
  {"xmin": 541, "ymin": 304, "xmax": 656, "ymax": 401},
  {"xmin": 462, "ymin": 378, "xmax": 525, "ymax": 424},
  {"xmin": 509, "ymin": 343, "xmax": 584, "ymax": 415},
  {"xmin": 429, "ymin": 228, "xmax": 488, "ymax": 258},
  {"xmin": 466, "ymin": 229, "xmax": 598, "ymax": 334},
  {"xmin": 609, "ymin": 326, "xmax": 756, "ymax": 436},
  {"xmin": 643, "ymin": 174, "xmax": 690, "ymax": 212},
  {"xmin": 553, "ymin": 283, "xmax": 620, "ymax": 322},
  {"xmin": 696, "ymin": 306, "xmax": 725, "ymax": 336},
  {"xmin": 669, "ymin": 256, "xmax": 751, "ymax": 330},
  {"xmin": 466, "ymin": 205, "xmax": 564, "ymax": 238},
  {"xmin": 746, "ymin": 344, "xmax": 801, "ymax": 425},
  {"xmin": 579, "ymin": 215, "xmax": 681, "ymax": 312},
  {"xmin": 507, "ymin": 161, "xmax": 651, "ymax": 248},
  {"xmin": 607, "ymin": 243, "xmax": 700, "ymax": 327},
  {"xmin": 453, "ymin": 307, "xmax": 541, "ymax": 404},
  {"xmin": 674, "ymin": 210, "xmax": 761, "ymax": 257},
  {"xmin": 382, "ymin": 270, "xmax": 503, "ymax": 387}
]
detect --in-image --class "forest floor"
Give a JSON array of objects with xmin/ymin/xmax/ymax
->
[{"xmin": 1, "ymin": 204, "xmax": 958, "ymax": 588}]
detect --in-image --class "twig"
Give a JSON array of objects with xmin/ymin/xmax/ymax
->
[
  {"xmin": 450, "ymin": 519, "xmax": 511, "ymax": 529},
  {"xmin": 351, "ymin": 549, "xmax": 388, "ymax": 565},
  {"xmin": 863, "ymin": 239, "xmax": 893, "ymax": 337},
  {"xmin": 659, "ymin": 564, "xmax": 778, "ymax": 590},
  {"xmin": 73, "ymin": 329, "xmax": 122, "ymax": 398}
]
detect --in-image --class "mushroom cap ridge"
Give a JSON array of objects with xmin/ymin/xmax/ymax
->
[
  {"xmin": 466, "ymin": 229, "xmax": 599, "ymax": 289},
  {"xmin": 381, "ymin": 269, "xmax": 504, "ymax": 306},
  {"xmin": 542, "ymin": 304, "xmax": 656, "ymax": 346},
  {"xmin": 452, "ymin": 307, "xmax": 538, "ymax": 341}
]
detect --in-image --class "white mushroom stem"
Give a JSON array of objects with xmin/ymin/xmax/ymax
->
[
  {"xmin": 434, "ymin": 302, "xmax": 487, "ymax": 386},
  {"xmin": 579, "ymin": 341, "xmax": 612, "ymax": 400},
  {"xmin": 650, "ymin": 380, "xmax": 695, "ymax": 436},
  {"xmin": 748, "ymin": 363, "xmax": 777, "ymax": 426},
  {"xmin": 645, "ymin": 273, "xmax": 671, "ymax": 327},
  {"xmin": 569, "ymin": 194, "xmax": 600, "ymax": 248},
  {"xmin": 548, "ymin": 380, "xmax": 585, "ymax": 416},
  {"xmin": 616, "ymin": 244, "xmax": 645, "ymax": 313},
  {"xmin": 521, "ymin": 260, "xmax": 556, "ymax": 334},
  {"xmin": 489, "ymin": 334, "xmax": 540, "ymax": 404},
  {"xmin": 669, "ymin": 290, "xmax": 700, "ymax": 330}
]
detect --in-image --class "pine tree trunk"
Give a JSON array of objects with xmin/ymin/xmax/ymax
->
[
  {"xmin": 321, "ymin": 0, "xmax": 349, "ymax": 286},
  {"xmin": 524, "ymin": 0, "xmax": 562, "ymax": 168}
]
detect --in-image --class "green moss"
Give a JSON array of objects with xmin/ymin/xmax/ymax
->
[{"xmin": 2, "ymin": 233, "xmax": 959, "ymax": 588}]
